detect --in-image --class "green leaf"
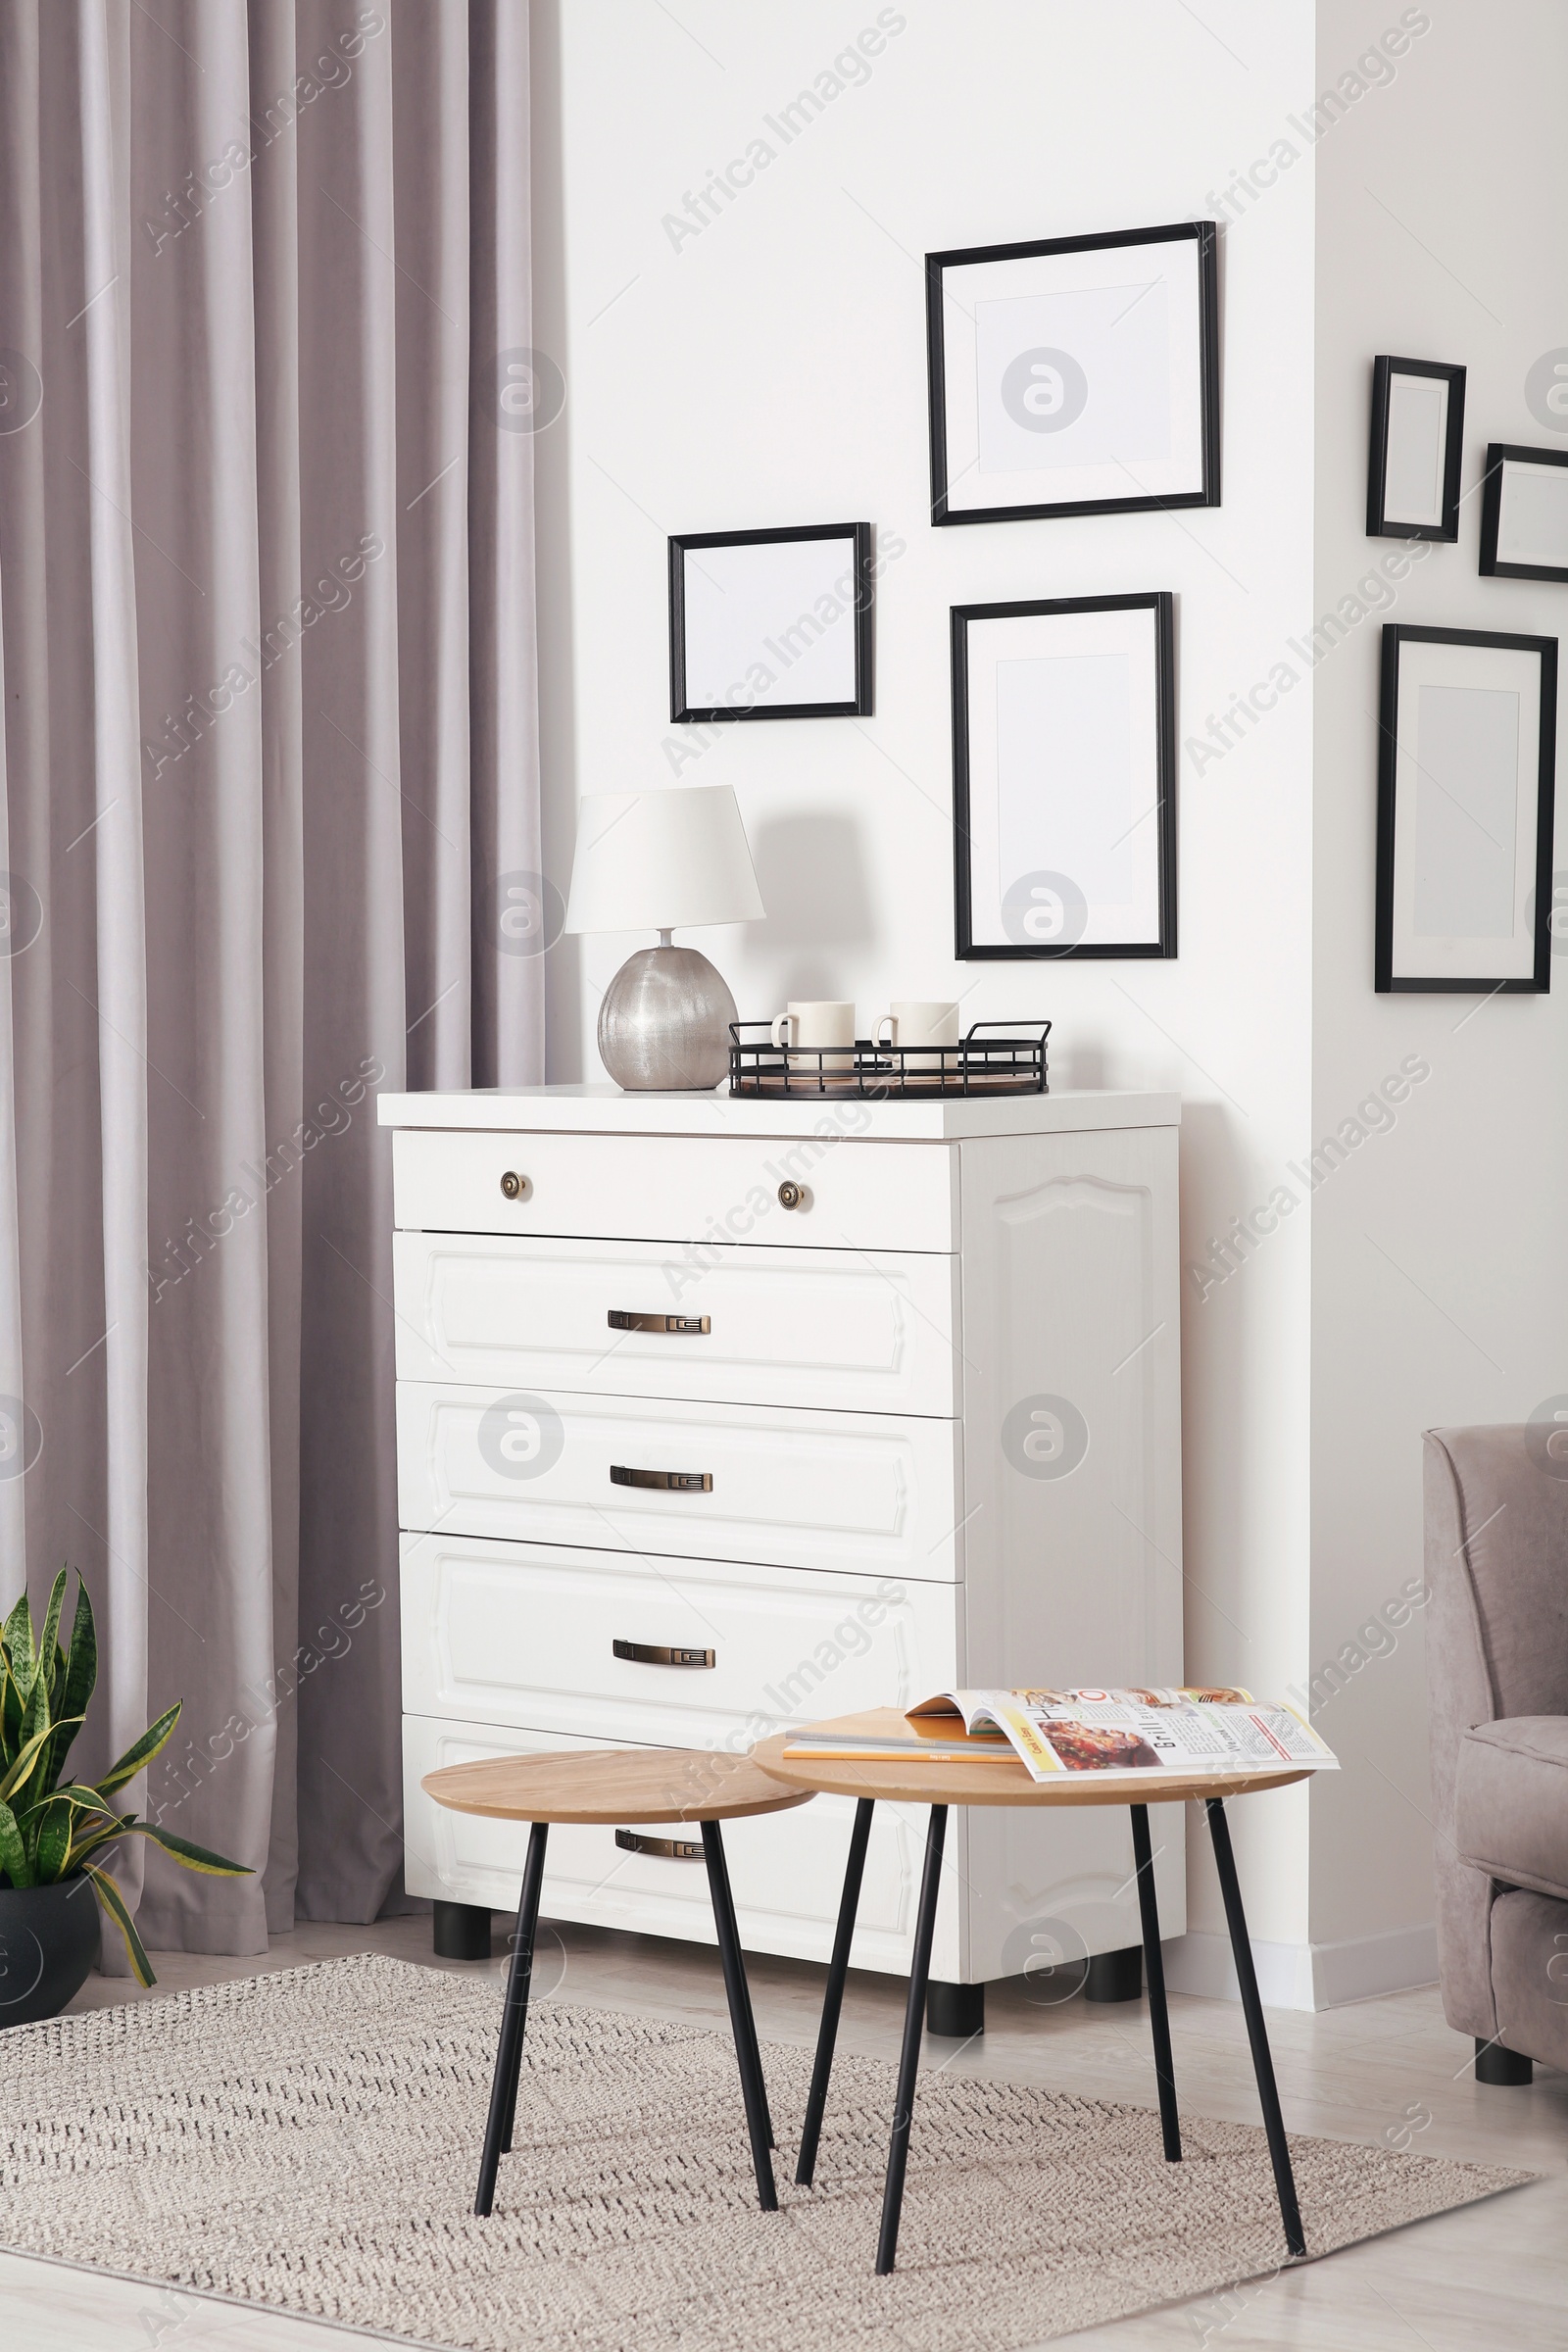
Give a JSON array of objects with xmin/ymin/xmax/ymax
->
[
  {"xmin": 0, "ymin": 1716, "xmax": 75, "ymax": 1806},
  {"xmin": 67, "ymin": 1819, "xmax": 251, "ymax": 1880},
  {"xmin": 0, "ymin": 1645, "xmax": 21, "ymax": 1754},
  {"xmin": 0, "ymin": 1796, "xmax": 32, "ymax": 1888},
  {"xmin": 3, "ymin": 1590, "xmax": 34, "ymax": 1693},
  {"xmin": 16, "ymin": 1784, "xmax": 111, "ymax": 1836},
  {"xmin": 133, "ymin": 1823, "xmax": 253, "ymax": 1878},
  {"xmin": 32, "ymin": 1797, "xmax": 72, "ymax": 1884},
  {"xmin": 57, "ymin": 1575, "xmax": 96, "ymax": 1723},
  {"xmin": 83, "ymin": 1863, "xmax": 155, "ymax": 1988},
  {"xmin": 97, "ymin": 1701, "xmax": 181, "ymax": 1799},
  {"xmin": 63, "ymin": 1809, "xmax": 138, "ymax": 1874},
  {"xmin": 43, "ymin": 1576, "xmax": 95, "ymax": 1791},
  {"xmin": 34, "ymin": 1570, "xmax": 67, "ymax": 1704}
]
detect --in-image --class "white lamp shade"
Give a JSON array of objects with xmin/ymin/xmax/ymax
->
[{"xmin": 564, "ymin": 785, "xmax": 765, "ymax": 935}]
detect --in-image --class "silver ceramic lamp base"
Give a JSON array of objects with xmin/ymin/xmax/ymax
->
[{"xmin": 597, "ymin": 938, "xmax": 737, "ymax": 1091}]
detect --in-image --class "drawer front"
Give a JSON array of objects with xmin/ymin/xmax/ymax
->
[
  {"xmin": 393, "ymin": 1127, "xmax": 956, "ymax": 1254},
  {"xmin": 402, "ymin": 1714, "xmax": 962, "ymax": 1978},
  {"xmin": 393, "ymin": 1232, "xmax": 959, "ymax": 1416},
  {"xmin": 397, "ymin": 1384, "xmax": 963, "ymax": 1580},
  {"xmin": 400, "ymin": 1534, "xmax": 958, "ymax": 1740}
]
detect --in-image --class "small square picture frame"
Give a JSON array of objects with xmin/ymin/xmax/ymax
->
[
  {"xmin": 1366, "ymin": 357, "xmax": 1465, "ymax": 542},
  {"xmin": 1479, "ymin": 443, "xmax": 1568, "ymax": 583},
  {"xmin": 668, "ymin": 522, "xmax": 872, "ymax": 723},
  {"xmin": 1375, "ymin": 622, "xmax": 1558, "ymax": 994},
  {"xmin": 926, "ymin": 220, "xmax": 1219, "ymax": 526},
  {"xmin": 953, "ymin": 591, "xmax": 1176, "ymax": 960}
]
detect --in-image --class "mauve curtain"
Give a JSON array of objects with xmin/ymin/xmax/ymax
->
[{"xmin": 0, "ymin": 0, "xmax": 543, "ymax": 1961}]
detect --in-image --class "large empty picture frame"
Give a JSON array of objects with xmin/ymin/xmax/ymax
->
[
  {"xmin": 1375, "ymin": 623, "xmax": 1557, "ymax": 994},
  {"xmin": 668, "ymin": 522, "xmax": 872, "ymax": 722},
  {"xmin": 954, "ymin": 592, "xmax": 1176, "ymax": 960},
  {"xmin": 1479, "ymin": 444, "xmax": 1568, "ymax": 582},
  {"xmin": 926, "ymin": 221, "xmax": 1218, "ymax": 525},
  {"xmin": 1366, "ymin": 357, "xmax": 1465, "ymax": 541}
]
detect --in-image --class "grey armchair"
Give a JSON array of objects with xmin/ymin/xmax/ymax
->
[{"xmin": 1425, "ymin": 1426, "xmax": 1568, "ymax": 2082}]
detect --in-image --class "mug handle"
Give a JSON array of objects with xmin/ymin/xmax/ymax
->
[
  {"xmin": 875, "ymin": 1014, "xmax": 896, "ymax": 1047},
  {"xmin": 771, "ymin": 1013, "xmax": 796, "ymax": 1050}
]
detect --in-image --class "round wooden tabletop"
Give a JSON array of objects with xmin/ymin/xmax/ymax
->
[
  {"xmin": 422, "ymin": 1744, "xmax": 814, "ymax": 1828},
  {"xmin": 752, "ymin": 1710, "xmax": 1311, "ymax": 1809}
]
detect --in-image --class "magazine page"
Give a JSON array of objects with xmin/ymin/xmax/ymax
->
[{"xmin": 906, "ymin": 1689, "xmax": 1339, "ymax": 1786}]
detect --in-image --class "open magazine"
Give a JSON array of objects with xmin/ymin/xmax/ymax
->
[{"xmin": 782, "ymin": 1688, "xmax": 1338, "ymax": 1788}]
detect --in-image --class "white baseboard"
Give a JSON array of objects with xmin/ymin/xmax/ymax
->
[{"xmin": 1161, "ymin": 1920, "xmax": 1439, "ymax": 2011}]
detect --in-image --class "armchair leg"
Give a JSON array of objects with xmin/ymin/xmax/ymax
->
[{"xmin": 1474, "ymin": 2037, "xmax": 1533, "ymax": 2086}]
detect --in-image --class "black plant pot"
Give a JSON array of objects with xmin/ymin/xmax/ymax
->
[{"xmin": 0, "ymin": 1879, "xmax": 102, "ymax": 2028}]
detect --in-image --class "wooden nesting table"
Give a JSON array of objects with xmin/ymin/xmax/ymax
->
[
  {"xmin": 422, "ymin": 1746, "xmax": 810, "ymax": 2217},
  {"xmin": 755, "ymin": 1709, "xmax": 1312, "ymax": 2274}
]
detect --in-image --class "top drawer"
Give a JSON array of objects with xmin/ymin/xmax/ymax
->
[{"xmin": 393, "ymin": 1128, "xmax": 957, "ymax": 1254}]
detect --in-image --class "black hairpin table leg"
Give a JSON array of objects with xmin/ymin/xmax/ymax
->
[
  {"xmin": 1205, "ymin": 1796, "xmax": 1305, "ymax": 2257},
  {"xmin": 798, "ymin": 1795, "xmax": 874, "ymax": 2186},
  {"xmin": 1129, "ymin": 1802, "xmax": 1181, "ymax": 2162},
  {"xmin": 475, "ymin": 1817, "xmax": 549, "ymax": 2217},
  {"xmin": 702, "ymin": 1819, "xmax": 778, "ymax": 2211},
  {"xmin": 876, "ymin": 1803, "xmax": 948, "ymax": 2276}
]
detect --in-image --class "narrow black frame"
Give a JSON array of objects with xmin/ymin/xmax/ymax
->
[
  {"xmin": 925, "ymin": 220, "xmax": 1220, "ymax": 527},
  {"xmin": 1374, "ymin": 622, "xmax": 1557, "ymax": 994},
  {"xmin": 1366, "ymin": 357, "xmax": 1466, "ymax": 542},
  {"xmin": 1479, "ymin": 443, "xmax": 1568, "ymax": 582},
  {"xmin": 953, "ymin": 591, "xmax": 1177, "ymax": 961},
  {"xmin": 668, "ymin": 520, "xmax": 873, "ymax": 722}
]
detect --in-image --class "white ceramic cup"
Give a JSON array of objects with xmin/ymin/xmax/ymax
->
[
  {"xmin": 770, "ymin": 1000, "xmax": 856, "ymax": 1071},
  {"xmin": 875, "ymin": 1000, "xmax": 959, "ymax": 1070}
]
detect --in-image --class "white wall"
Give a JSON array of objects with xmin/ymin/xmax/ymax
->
[
  {"xmin": 530, "ymin": 1, "xmax": 1326, "ymax": 1954},
  {"xmin": 1305, "ymin": 0, "xmax": 1568, "ymax": 1974}
]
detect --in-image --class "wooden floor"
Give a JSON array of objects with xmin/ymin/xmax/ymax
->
[{"xmin": 6, "ymin": 1912, "xmax": 1563, "ymax": 2350}]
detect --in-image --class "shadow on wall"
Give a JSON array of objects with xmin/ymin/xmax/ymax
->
[{"xmin": 750, "ymin": 811, "xmax": 876, "ymax": 999}]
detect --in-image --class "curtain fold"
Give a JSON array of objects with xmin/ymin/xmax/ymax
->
[{"xmin": 0, "ymin": 0, "xmax": 542, "ymax": 1958}]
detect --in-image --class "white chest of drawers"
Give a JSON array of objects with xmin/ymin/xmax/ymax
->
[{"xmin": 379, "ymin": 1084, "xmax": 1185, "ymax": 1987}]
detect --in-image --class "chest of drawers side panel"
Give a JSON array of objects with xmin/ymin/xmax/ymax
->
[{"xmin": 956, "ymin": 1121, "xmax": 1186, "ymax": 1975}]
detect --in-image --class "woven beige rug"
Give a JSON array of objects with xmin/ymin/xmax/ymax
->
[{"xmin": 0, "ymin": 1952, "xmax": 1530, "ymax": 2352}]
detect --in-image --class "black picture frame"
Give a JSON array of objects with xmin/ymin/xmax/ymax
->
[
  {"xmin": 926, "ymin": 220, "xmax": 1219, "ymax": 527},
  {"xmin": 1375, "ymin": 622, "xmax": 1557, "ymax": 994},
  {"xmin": 668, "ymin": 521, "xmax": 873, "ymax": 722},
  {"xmin": 953, "ymin": 591, "xmax": 1177, "ymax": 960},
  {"xmin": 1479, "ymin": 443, "xmax": 1568, "ymax": 583},
  {"xmin": 1366, "ymin": 357, "xmax": 1465, "ymax": 542}
]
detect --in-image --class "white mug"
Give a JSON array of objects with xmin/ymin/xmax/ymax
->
[
  {"xmin": 771, "ymin": 1000, "xmax": 856, "ymax": 1071},
  {"xmin": 875, "ymin": 1000, "xmax": 959, "ymax": 1070}
]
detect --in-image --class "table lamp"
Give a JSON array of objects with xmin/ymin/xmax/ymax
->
[{"xmin": 564, "ymin": 784, "xmax": 765, "ymax": 1090}]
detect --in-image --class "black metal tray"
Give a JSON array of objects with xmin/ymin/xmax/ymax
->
[{"xmin": 728, "ymin": 1019, "xmax": 1050, "ymax": 1099}]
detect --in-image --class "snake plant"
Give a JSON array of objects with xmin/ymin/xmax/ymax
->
[{"xmin": 0, "ymin": 1567, "xmax": 250, "ymax": 1985}]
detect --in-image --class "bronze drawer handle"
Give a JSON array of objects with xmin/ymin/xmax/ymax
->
[
  {"xmin": 615, "ymin": 1829, "xmax": 704, "ymax": 1861},
  {"xmin": 609, "ymin": 1465, "xmax": 712, "ymax": 1494},
  {"xmin": 777, "ymin": 1180, "xmax": 804, "ymax": 1209},
  {"xmin": 499, "ymin": 1170, "xmax": 530, "ymax": 1200},
  {"xmin": 608, "ymin": 1310, "xmax": 711, "ymax": 1335},
  {"xmin": 612, "ymin": 1640, "xmax": 716, "ymax": 1669}
]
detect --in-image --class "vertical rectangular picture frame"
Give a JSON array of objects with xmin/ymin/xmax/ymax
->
[
  {"xmin": 1479, "ymin": 444, "xmax": 1568, "ymax": 583},
  {"xmin": 1375, "ymin": 622, "xmax": 1557, "ymax": 993},
  {"xmin": 953, "ymin": 591, "xmax": 1176, "ymax": 960},
  {"xmin": 1366, "ymin": 356, "xmax": 1465, "ymax": 541}
]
